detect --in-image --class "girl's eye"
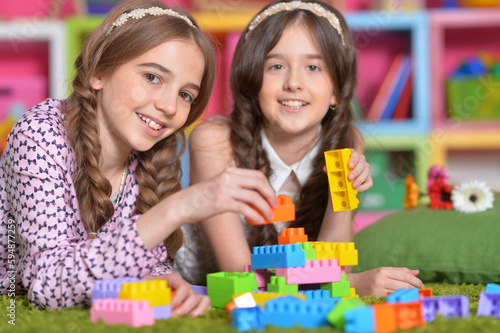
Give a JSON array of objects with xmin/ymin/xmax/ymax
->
[
  {"xmin": 307, "ymin": 65, "xmax": 320, "ymax": 71},
  {"xmin": 145, "ymin": 73, "xmax": 160, "ymax": 83},
  {"xmin": 270, "ymin": 64, "xmax": 284, "ymax": 70},
  {"xmin": 179, "ymin": 91, "xmax": 194, "ymax": 103}
]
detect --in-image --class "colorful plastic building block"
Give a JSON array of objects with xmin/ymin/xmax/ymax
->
[
  {"xmin": 301, "ymin": 242, "xmax": 317, "ymax": 260},
  {"xmin": 394, "ymin": 301, "xmax": 425, "ymax": 330},
  {"xmin": 321, "ymin": 274, "xmax": 352, "ymax": 298},
  {"xmin": 485, "ymin": 283, "xmax": 500, "ymax": 294},
  {"xmin": 387, "ymin": 288, "xmax": 420, "ymax": 303},
  {"xmin": 231, "ymin": 307, "xmax": 264, "ymax": 332},
  {"xmin": 372, "ymin": 303, "xmax": 397, "ymax": 333},
  {"xmin": 278, "ymin": 227, "xmax": 308, "ymax": 245},
  {"xmin": 90, "ymin": 299, "xmax": 155, "ymax": 327},
  {"xmin": 119, "ymin": 280, "xmax": 171, "ymax": 307},
  {"xmin": 91, "ymin": 277, "xmax": 140, "ymax": 304},
  {"xmin": 267, "ymin": 276, "xmax": 299, "ymax": 294},
  {"xmin": 344, "ymin": 306, "xmax": 375, "ymax": 333},
  {"xmin": 245, "ymin": 194, "xmax": 295, "ymax": 225},
  {"xmin": 153, "ymin": 305, "xmax": 172, "ymax": 320},
  {"xmin": 299, "ymin": 289, "xmax": 341, "ymax": 303},
  {"xmin": 418, "ymin": 288, "xmax": 433, "ymax": 298},
  {"xmin": 226, "ymin": 292, "xmax": 258, "ymax": 314},
  {"xmin": 275, "ymin": 259, "xmax": 341, "ymax": 285},
  {"xmin": 422, "ymin": 295, "xmax": 469, "ymax": 322},
  {"xmin": 244, "ymin": 265, "xmax": 271, "ymax": 289},
  {"xmin": 261, "ymin": 296, "xmax": 336, "ymax": 329},
  {"xmin": 326, "ymin": 298, "xmax": 365, "ymax": 329},
  {"xmin": 477, "ymin": 292, "xmax": 500, "ymax": 318},
  {"xmin": 207, "ymin": 272, "xmax": 258, "ymax": 309},
  {"xmin": 324, "ymin": 149, "xmax": 359, "ymax": 211},
  {"xmin": 342, "ymin": 288, "xmax": 359, "ymax": 301},
  {"xmin": 250, "ymin": 243, "xmax": 306, "ymax": 270},
  {"xmin": 234, "ymin": 292, "xmax": 305, "ymax": 306},
  {"xmin": 308, "ymin": 241, "xmax": 358, "ymax": 266},
  {"xmin": 190, "ymin": 285, "xmax": 208, "ymax": 295}
]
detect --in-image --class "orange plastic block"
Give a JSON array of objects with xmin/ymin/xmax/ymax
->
[
  {"xmin": 278, "ymin": 227, "xmax": 308, "ymax": 245},
  {"xmin": 246, "ymin": 194, "xmax": 295, "ymax": 225},
  {"xmin": 324, "ymin": 149, "xmax": 359, "ymax": 211},
  {"xmin": 418, "ymin": 288, "xmax": 433, "ymax": 298},
  {"xmin": 119, "ymin": 280, "xmax": 171, "ymax": 307},
  {"xmin": 394, "ymin": 301, "xmax": 425, "ymax": 330},
  {"xmin": 373, "ymin": 303, "xmax": 397, "ymax": 333}
]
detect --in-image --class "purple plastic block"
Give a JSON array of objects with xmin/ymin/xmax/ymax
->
[
  {"xmin": 91, "ymin": 277, "xmax": 140, "ymax": 304},
  {"xmin": 90, "ymin": 299, "xmax": 155, "ymax": 327},
  {"xmin": 478, "ymin": 292, "xmax": 500, "ymax": 318},
  {"xmin": 423, "ymin": 295, "xmax": 469, "ymax": 322},
  {"xmin": 191, "ymin": 285, "xmax": 208, "ymax": 295},
  {"xmin": 244, "ymin": 265, "xmax": 271, "ymax": 288},
  {"xmin": 153, "ymin": 305, "xmax": 172, "ymax": 319}
]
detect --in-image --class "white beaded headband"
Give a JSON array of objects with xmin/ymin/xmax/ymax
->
[
  {"xmin": 106, "ymin": 7, "xmax": 194, "ymax": 36},
  {"xmin": 246, "ymin": 1, "xmax": 345, "ymax": 46}
]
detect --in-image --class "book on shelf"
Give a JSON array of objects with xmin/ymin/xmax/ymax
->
[
  {"xmin": 392, "ymin": 71, "xmax": 413, "ymax": 120},
  {"xmin": 381, "ymin": 56, "xmax": 412, "ymax": 120}
]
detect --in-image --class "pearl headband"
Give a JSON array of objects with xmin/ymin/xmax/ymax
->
[
  {"xmin": 106, "ymin": 7, "xmax": 194, "ymax": 36},
  {"xmin": 246, "ymin": 1, "xmax": 345, "ymax": 45}
]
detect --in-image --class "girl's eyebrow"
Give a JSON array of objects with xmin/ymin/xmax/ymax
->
[
  {"xmin": 265, "ymin": 53, "xmax": 324, "ymax": 60},
  {"xmin": 137, "ymin": 62, "xmax": 200, "ymax": 92}
]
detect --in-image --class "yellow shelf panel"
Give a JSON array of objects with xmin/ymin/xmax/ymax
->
[{"xmin": 193, "ymin": 11, "xmax": 257, "ymax": 32}]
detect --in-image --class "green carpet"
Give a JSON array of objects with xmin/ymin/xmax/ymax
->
[{"xmin": 2, "ymin": 283, "xmax": 500, "ymax": 333}]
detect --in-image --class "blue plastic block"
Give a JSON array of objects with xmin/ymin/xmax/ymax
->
[
  {"xmin": 387, "ymin": 288, "xmax": 419, "ymax": 303},
  {"xmin": 485, "ymin": 283, "xmax": 500, "ymax": 294},
  {"xmin": 91, "ymin": 277, "xmax": 140, "ymax": 304},
  {"xmin": 262, "ymin": 296, "xmax": 335, "ymax": 329},
  {"xmin": 251, "ymin": 244, "xmax": 306, "ymax": 270},
  {"xmin": 344, "ymin": 306, "xmax": 375, "ymax": 333},
  {"xmin": 231, "ymin": 307, "xmax": 264, "ymax": 332},
  {"xmin": 153, "ymin": 305, "xmax": 172, "ymax": 319},
  {"xmin": 477, "ymin": 292, "xmax": 500, "ymax": 318},
  {"xmin": 299, "ymin": 290, "xmax": 341, "ymax": 306}
]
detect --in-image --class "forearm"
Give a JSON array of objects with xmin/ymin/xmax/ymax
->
[{"xmin": 316, "ymin": 194, "xmax": 354, "ymax": 243}]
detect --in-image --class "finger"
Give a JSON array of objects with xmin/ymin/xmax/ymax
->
[
  {"xmin": 386, "ymin": 267, "xmax": 424, "ymax": 289},
  {"xmin": 353, "ymin": 167, "xmax": 372, "ymax": 191},
  {"xmin": 347, "ymin": 149, "xmax": 359, "ymax": 169},
  {"xmin": 226, "ymin": 168, "xmax": 277, "ymax": 207},
  {"xmin": 348, "ymin": 160, "xmax": 365, "ymax": 182},
  {"xmin": 221, "ymin": 186, "xmax": 275, "ymax": 221},
  {"xmin": 189, "ymin": 295, "xmax": 211, "ymax": 317},
  {"xmin": 172, "ymin": 292, "xmax": 198, "ymax": 317}
]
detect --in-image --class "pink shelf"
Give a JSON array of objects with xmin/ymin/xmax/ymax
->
[
  {"xmin": 354, "ymin": 210, "xmax": 397, "ymax": 234},
  {"xmin": 430, "ymin": 9, "xmax": 500, "ymax": 130}
]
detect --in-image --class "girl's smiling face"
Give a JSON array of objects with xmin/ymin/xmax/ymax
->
[
  {"xmin": 91, "ymin": 39, "xmax": 205, "ymax": 155},
  {"xmin": 258, "ymin": 22, "xmax": 337, "ymax": 138}
]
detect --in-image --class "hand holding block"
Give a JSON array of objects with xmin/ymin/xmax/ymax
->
[
  {"xmin": 324, "ymin": 149, "xmax": 359, "ymax": 211},
  {"xmin": 245, "ymin": 194, "xmax": 295, "ymax": 225}
]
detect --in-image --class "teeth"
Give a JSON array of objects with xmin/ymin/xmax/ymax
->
[
  {"xmin": 281, "ymin": 100, "xmax": 306, "ymax": 108},
  {"xmin": 139, "ymin": 115, "xmax": 163, "ymax": 131}
]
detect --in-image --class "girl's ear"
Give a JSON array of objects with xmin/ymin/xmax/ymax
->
[{"xmin": 90, "ymin": 76, "xmax": 103, "ymax": 90}]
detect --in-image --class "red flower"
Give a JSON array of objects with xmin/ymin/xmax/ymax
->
[{"xmin": 428, "ymin": 177, "xmax": 454, "ymax": 210}]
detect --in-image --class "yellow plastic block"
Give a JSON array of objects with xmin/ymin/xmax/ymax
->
[
  {"xmin": 324, "ymin": 149, "xmax": 359, "ymax": 211},
  {"xmin": 309, "ymin": 242, "xmax": 358, "ymax": 266},
  {"xmin": 119, "ymin": 280, "xmax": 171, "ymax": 307},
  {"xmin": 342, "ymin": 288, "xmax": 359, "ymax": 301},
  {"xmin": 233, "ymin": 292, "xmax": 305, "ymax": 307}
]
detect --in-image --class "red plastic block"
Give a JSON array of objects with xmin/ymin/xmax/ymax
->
[
  {"xmin": 394, "ymin": 301, "xmax": 425, "ymax": 330},
  {"xmin": 246, "ymin": 195, "xmax": 295, "ymax": 225},
  {"xmin": 275, "ymin": 259, "xmax": 341, "ymax": 284},
  {"xmin": 278, "ymin": 227, "xmax": 308, "ymax": 245},
  {"xmin": 373, "ymin": 303, "xmax": 397, "ymax": 333},
  {"xmin": 419, "ymin": 288, "xmax": 433, "ymax": 298},
  {"xmin": 90, "ymin": 299, "xmax": 155, "ymax": 327}
]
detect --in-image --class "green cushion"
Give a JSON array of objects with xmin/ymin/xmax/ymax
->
[{"xmin": 353, "ymin": 200, "xmax": 500, "ymax": 284}]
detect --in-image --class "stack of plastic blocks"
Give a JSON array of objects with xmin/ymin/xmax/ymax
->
[
  {"xmin": 227, "ymin": 227, "xmax": 359, "ymax": 330},
  {"xmin": 90, "ymin": 278, "xmax": 172, "ymax": 327},
  {"xmin": 477, "ymin": 283, "xmax": 500, "ymax": 318},
  {"xmin": 334, "ymin": 287, "xmax": 471, "ymax": 333}
]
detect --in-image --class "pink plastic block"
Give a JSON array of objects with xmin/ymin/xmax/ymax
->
[
  {"xmin": 90, "ymin": 299, "xmax": 155, "ymax": 327},
  {"xmin": 244, "ymin": 265, "xmax": 271, "ymax": 289},
  {"xmin": 275, "ymin": 259, "xmax": 341, "ymax": 285}
]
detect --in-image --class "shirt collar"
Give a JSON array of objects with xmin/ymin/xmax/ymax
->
[{"xmin": 261, "ymin": 129, "xmax": 322, "ymax": 193}]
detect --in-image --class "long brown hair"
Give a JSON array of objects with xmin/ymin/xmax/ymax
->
[
  {"xmin": 230, "ymin": 0, "xmax": 357, "ymax": 247},
  {"xmin": 65, "ymin": 0, "xmax": 216, "ymax": 254}
]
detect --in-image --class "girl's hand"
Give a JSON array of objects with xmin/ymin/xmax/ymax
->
[
  {"xmin": 347, "ymin": 148, "xmax": 372, "ymax": 192},
  {"xmin": 176, "ymin": 167, "xmax": 277, "ymax": 225},
  {"xmin": 347, "ymin": 267, "xmax": 424, "ymax": 298},
  {"xmin": 143, "ymin": 273, "xmax": 211, "ymax": 317}
]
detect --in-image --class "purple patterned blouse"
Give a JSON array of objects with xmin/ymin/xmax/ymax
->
[{"xmin": 0, "ymin": 99, "xmax": 174, "ymax": 309}]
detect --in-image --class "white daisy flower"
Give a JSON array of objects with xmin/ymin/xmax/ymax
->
[{"xmin": 451, "ymin": 180, "xmax": 494, "ymax": 213}]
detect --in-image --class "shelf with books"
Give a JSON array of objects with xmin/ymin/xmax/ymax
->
[
  {"xmin": 346, "ymin": 11, "xmax": 430, "ymax": 138},
  {"xmin": 430, "ymin": 8, "xmax": 500, "ymax": 131}
]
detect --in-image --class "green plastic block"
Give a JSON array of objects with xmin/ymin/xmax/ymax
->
[
  {"xmin": 207, "ymin": 272, "xmax": 258, "ymax": 308},
  {"xmin": 267, "ymin": 276, "xmax": 298, "ymax": 294},
  {"xmin": 302, "ymin": 242, "xmax": 317, "ymax": 260},
  {"xmin": 326, "ymin": 298, "xmax": 365, "ymax": 328},
  {"xmin": 320, "ymin": 274, "xmax": 351, "ymax": 298}
]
